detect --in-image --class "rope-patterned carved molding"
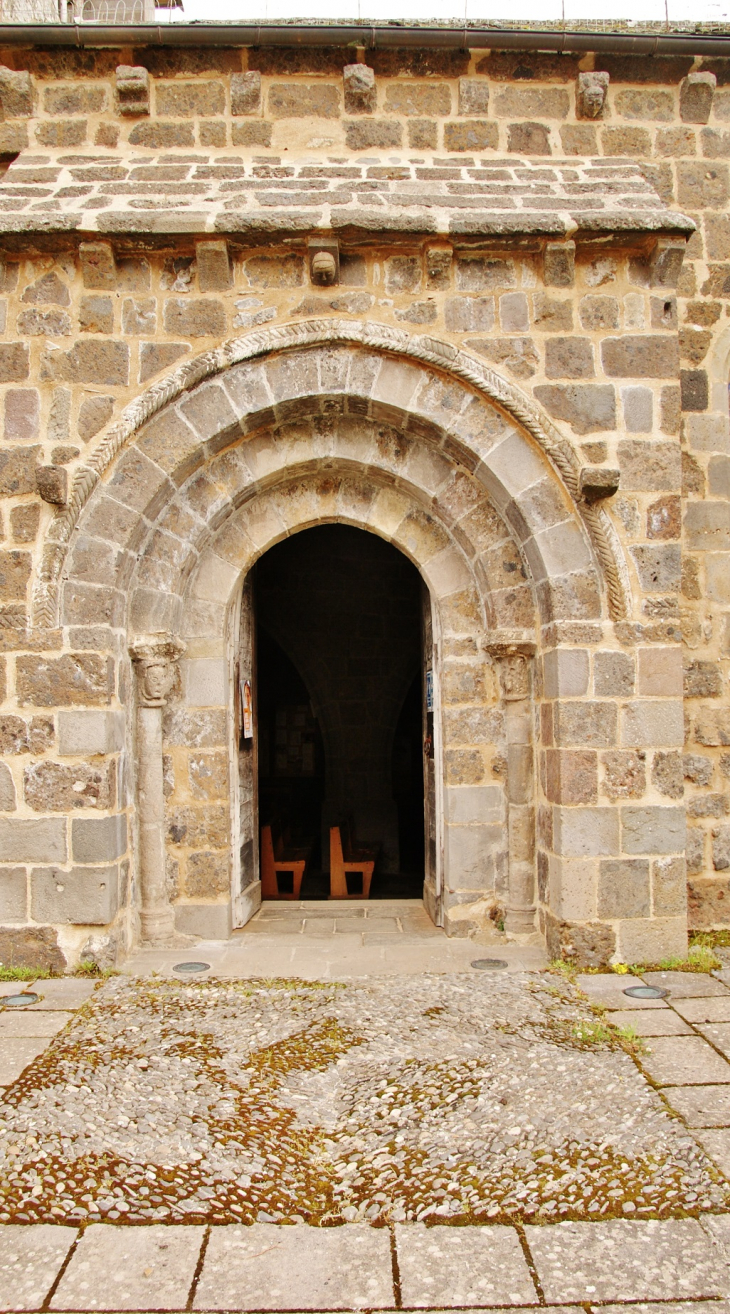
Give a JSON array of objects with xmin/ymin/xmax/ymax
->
[{"xmin": 32, "ymin": 319, "xmax": 631, "ymax": 628}]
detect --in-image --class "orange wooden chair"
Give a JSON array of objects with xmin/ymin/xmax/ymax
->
[
  {"xmin": 260, "ymin": 824, "xmax": 308, "ymax": 900},
  {"xmin": 329, "ymin": 822, "xmax": 377, "ymax": 899}
]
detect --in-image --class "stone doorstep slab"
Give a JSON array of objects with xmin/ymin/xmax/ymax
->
[
  {"xmin": 524, "ymin": 1218, "xmax": 730, "ymax": 1304},
  {"xmin": 0, "ymin": 1223, "xmax": 77, "ymax": 1313},
  {"xmin": 663, "ymin": 1084, "xmax": 730, "ymax": 1126},
  {"xmin": 193, "ymin": 1223, "xmax": 393, "ymax": 1310},
  {"xmin": 0, "ymin": 1038, "xmax": 48, "ymax": 1086},
  {"xmin": 50, "ymin": 1223, "xmax": 205, "ymax": 1311},
  {"xmin": 395, "ymin": 1223, "xmax": 536, "ymax": 1308},
  {"xmin": 0, "ymin": 1011, "xmax": 73, "ymax": 1038},
  {"xmin": 605, "ymin": 1008, "xmax": 693, "ymax": 1036},
  {"xmin": 638, "ymin": 1036, "xmax": 730, "ymax": 1086},
  {"xmin": 642, "ymin": 972, "xmax": 730, "ymax": 999}
]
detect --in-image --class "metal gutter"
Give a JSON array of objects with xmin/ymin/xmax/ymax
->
[{"xmin": 1, "ymin": 21, "xmax": 730, "ymax": 54}]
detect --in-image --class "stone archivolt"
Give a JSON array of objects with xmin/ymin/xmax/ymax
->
[{"xmin": 38, "ymin": 320, "xmax": 629, "ymax": 630}]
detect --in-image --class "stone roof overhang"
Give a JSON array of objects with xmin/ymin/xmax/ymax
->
[{"xmin": 0, "ymin": 151, "xmax": 694, "ymax": 245}]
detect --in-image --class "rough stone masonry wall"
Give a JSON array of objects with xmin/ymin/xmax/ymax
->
[{"xmin": 0, "ymin": 36, "xmax": 725, "ymax": 964}]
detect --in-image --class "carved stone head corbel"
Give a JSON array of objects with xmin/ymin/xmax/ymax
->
[{"xmin": 129, "ymin": 633, "xmax": 186, "ymax": 708}]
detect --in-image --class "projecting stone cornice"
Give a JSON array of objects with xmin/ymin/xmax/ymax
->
[{"xmin": 0, "ymin": 151, "xmax": 694, "ymax": 240}]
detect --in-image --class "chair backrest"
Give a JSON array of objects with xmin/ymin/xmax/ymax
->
[
  {"xmin": 330, "ymin": 826, "xmax": 345, "ymax": 868},
  {"xmin": 261, "ymin": 824, "xmax": 275, "ymax": 870}
]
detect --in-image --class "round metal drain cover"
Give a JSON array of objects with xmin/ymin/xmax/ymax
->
[
  {"xmin": 471, "ymin": 958, "xmax": 508, "ymax": 970},
  {"xmin": 2, "ymin": 992, "xmax": 40, "ymax": 1008},
  {"xmin": 173, "ymin": 961, "xmax": 211, "ymax": 974},
  {"xmin": 623, "ymin": 984, "xmax": 669, "ymax": 1000}
]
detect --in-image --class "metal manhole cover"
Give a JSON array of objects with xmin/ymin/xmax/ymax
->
[
  {"xmin": 623, "ymin": 984, "xmax": 669, "ymax": 1000},
  {"xmin": 471, "ymin": 958, "xmax": 508, "ymax": 970},
  {"xmin": 1, "ymin": 992, "xmax": 40, "ymax": 1008},
  {"xmin": 173, "ymin": 961, "xmax": 211, "ymax": 974}
]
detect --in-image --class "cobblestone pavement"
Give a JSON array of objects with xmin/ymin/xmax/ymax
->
[{"xmin": 3, "ymin": 952, "xmax": 730, "ymax": 1309}]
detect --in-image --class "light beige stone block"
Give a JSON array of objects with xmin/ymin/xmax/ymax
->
[
  {"xmin": 182, "ymin": 658, "xmax": 227, "ymax": 707},
  {"xmin": 621, "ymin": 701, "xmax": 684, "ymax": 747},
  {"xmin": 553, "ymin": 805, "xmax": 620, "ymax": 857}
]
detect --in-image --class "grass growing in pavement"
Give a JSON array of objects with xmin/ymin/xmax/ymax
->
[{"xmin": 0, "ymin": 961, "xmax": 114, "ymax": 982}]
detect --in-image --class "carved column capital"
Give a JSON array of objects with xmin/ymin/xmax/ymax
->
[
  {"xmin": 129, "ymin": 633, "xmax": 186, "ymax": 708},
  {"xmin": 485, "ymin": 640, "xmax": 536, "ymax": 702}
]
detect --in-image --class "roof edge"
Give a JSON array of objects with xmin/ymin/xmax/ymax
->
[{"xmin": 3, "ymin": 21, "xmax": 730, "ymax": 55}]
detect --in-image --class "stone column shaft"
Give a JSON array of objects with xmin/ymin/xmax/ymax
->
[
  {"xmin": 130, "ymin": 634, "xmax": 185, "ymax": 945},
  {"xmin": 489, "ymin": 643, "xmax": 537, "ymax": 935}
]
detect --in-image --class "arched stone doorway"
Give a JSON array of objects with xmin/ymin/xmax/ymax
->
[
  {"xmin": 41, "ymin": 323, "xmax": 686, "ymax": 964},
  {"xmin": 253, "ymin": 524, "xmax": 426, "ymax": 896}
]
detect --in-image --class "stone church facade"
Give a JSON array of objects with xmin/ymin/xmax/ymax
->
[{"xmin": 0, "ymin": 24, "xmax": 727, "ymax": 970}]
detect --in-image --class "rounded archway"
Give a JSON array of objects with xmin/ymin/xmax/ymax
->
[{"xmin": 39, "ymin": 325, "xmax": 688, "ymax": 968}]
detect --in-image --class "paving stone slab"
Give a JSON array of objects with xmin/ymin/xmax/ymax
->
[
  {"xmin": 576, "ymin": 974, "xmax": 666, "ymax": 1008},
  {"xmin": 0, "ymin": 1223, "xmax": 77, "ymax": 1312},
  {"xmin": 694, "ymin": 1128, "xmax": 730, "ymax": 1176},
  {"xmin": 525, "ymin": 1218, "xmax": 730, "ymax": 1303},
  {"xmin": 598, "ymin": 1303, "xmax": 730, "ymax": 1314},
  {"xmin": 642, "ymin": 971, "xmax": 730, "ymax": 998},
  {"xmin": 0, "ymin": 1037, "xmax": 48, "ymax": 1086},
  {"xmin": 194, "ymin": 1223, "xmax": 393, "ymax": 1310},
  {"xmin": 26, "ymin": 979, "xmax": 100, "ymax": 1010},
  {"xmin": 674, "ymin": 997, "xmax": 730, "ymax": 1023},
  {"xmin": 698, "ymin": 1023, "xmax": 730, "ymax": 1058},
  {"xmin": 50, "ymin": 1223, "xmax": 205, "ymax": 1310},
  {"xmin": 395, "ymin": 1223, "xmax": 536, "ymax": 1307},
  {"xmin": 0, "ymin": 1010, "xmax": 73, "ymax": 1037},
  {"xmin": 663, "ymin": 1084, "xmax": 730, "ymax": 1126},
  {"xmin": 701, "ymin": 1211, "xmax": 730, "ymax": 1252},
  {"xmin": 0, "ymin": 981, "xmax": 36, "ymax": 997},
  {"xmin": 638, "ymin": 1036, "xmax": 730, "ymax": 1085},
  {"xmin": 605, "ymin": 1008, "xmax": 693, "ymax": 1036}
]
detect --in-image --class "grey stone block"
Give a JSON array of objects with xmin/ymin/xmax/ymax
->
[
  {"xmin": 71, "ymin": 814, "xmax": 127, "ymax": 863},
  {"xmin": 174, "ymin": 901, "xmax": 232, "ymax": 939},
  {"xmin": 621, "ymin": 806, "xmax": 685, "ymax": 855},
  {"xmin": 58, "ymin": 709, "xmax": 124, "ymax": 756},
  {"xmin": 0, "ymin": 818, "xmax": 66, "ymax": 864},
  {"xmin": 0, "ymin": 1224, "xmax": 77, "ymax": 1309},
  {"xmin": 630, "ymin": 544, "xmax": 681, "ymax": 592},
  {"xmin": 622, "ymin": 385, "xmax": 653, "ymax": 433},
  {"xmin": 194, "ymin": 1222, "xmax": 393, "ymax": 1310},
  {"xmin": 395, "ymin": 1223, "xmax": 536, "ymax": 1307},
  {"xmin": 51, "ymin": 1223, "xmax": 205, "ymax": 1311},
  {"xmin": 0, "ymin": 865, "xmax": 26, "ymax": 920},
  {"xmin": 598, "ymin": 858, "xmax": 650, "ymax": 919},
  {"xmin": 30, "ymin": 865, "xmax": 118, "ymax": 926},
  {"xmin": 525, "ymin": 1218, "xmax": 728, "ymax": 1302},
  {"xmin": 543, "ymin": 648, "xmax": 589, "ymax": 697}
]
